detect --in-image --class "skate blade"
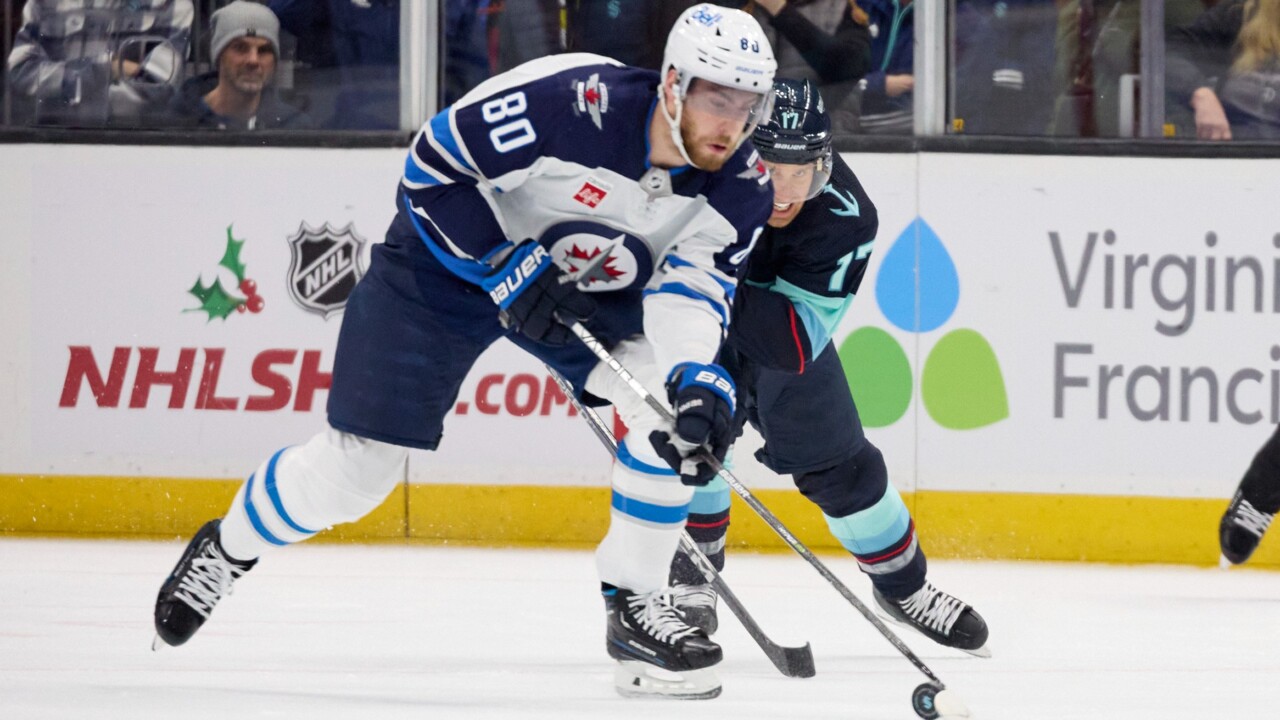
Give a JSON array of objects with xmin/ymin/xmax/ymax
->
[
  {"xmin": 613, "ymin": 662, "xmax": 721, "ymax": 700},
  {"xmin": 1219, "ymin": 554, "xmax": 1234, "ymax": 570},
  {"xmin": 151, "ymin": 634, "xmax": 167, "ymax": 652}
]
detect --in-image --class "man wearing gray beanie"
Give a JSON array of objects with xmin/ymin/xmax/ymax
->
[{"xmin": 169, "ymin": 0, "xmax": 312, "ymax": 130}]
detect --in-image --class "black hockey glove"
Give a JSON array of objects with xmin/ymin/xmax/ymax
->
[
  {"xmin": 649, "ymin": 362, "xmax": 736, "ymax": 486},
  {"xmin": 483, "ymin": 241, "xmax": 595, "ymax": 346}
]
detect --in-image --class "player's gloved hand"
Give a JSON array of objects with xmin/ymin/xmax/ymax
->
[
  {"xmin": 649, "ymin": 362, "xmax": 736, "ymax": 486},
  {"xmin": 483, "ymin": 241, "xmax": 595, "ymax": 346}
]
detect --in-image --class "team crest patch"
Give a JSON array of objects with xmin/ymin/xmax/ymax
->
[
  {"xmin": 736, "ymin": 149, "xmax": 770, "ymax": 185},
  {"xmin": 573, "ymin": 178, "xmax": 610, "ymax": 208},
  {"xmin": 547, "ymin": 233, "xmax": 638, "ymax": 291},
  {"xmin": 574, "ymin": 72, "xmax": 610, "ymax": 130},
  {"xmin": 285, "ymin": 221, "xmax": 368, "ymax": 319}
]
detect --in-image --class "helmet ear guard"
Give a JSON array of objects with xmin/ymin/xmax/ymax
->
[{"xmin": 753, "ymin": 78, "xmax": 834, "ymax": 200}]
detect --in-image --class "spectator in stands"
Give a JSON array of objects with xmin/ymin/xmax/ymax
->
[
  {"xmin": 492, "ymin": 0, "xmax": 558, "ymax": 73},
  {"xmin": 6, "ymin": 0, "xmax": 192, "ymax": 126},
  {"xmin": 268, "ymin": 0, "xmax": 490, "ymax": 129},
  {"xmin": 738, "ymin": 0, "xmax": 871, "ymax": 134},
  {"xmin": 858, "ymin": 0, "xmax": 915, "ymax": 134},
  {"xmin": 269, "ymin": 0, "xmax": 399, "ymax": 129},
  {"xmin": 1048, "ymin": 0, "xmax": 1213, "ymax": 137},
  {"xmin": 445, "ymin": 0, "xmax": 490, "ymax": 104},
  {"xmin": 1168, "ymin": 0, "xmax": 1280, "ymax": 140},
  {"xmin": 169, "ymin": 1, "xmax": 312, "ymax": 130},
  {"xmin": 951, "ymin": 0, "xmax": 1058, "ymax": 135}
]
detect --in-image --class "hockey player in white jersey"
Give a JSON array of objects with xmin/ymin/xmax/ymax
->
[{"xmin": 153, "ymin": 4, "xmax": 776, "ymax": 700}]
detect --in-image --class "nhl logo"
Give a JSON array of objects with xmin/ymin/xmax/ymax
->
[{"xmin": 285, "ymin": 221, "xmax": 368, "ymax": 319}]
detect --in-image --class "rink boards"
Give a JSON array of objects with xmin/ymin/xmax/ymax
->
[{"xmin": 1, "ymin": 143, "xmax": 1277, "ymax": 566}]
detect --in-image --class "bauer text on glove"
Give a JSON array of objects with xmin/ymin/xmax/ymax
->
[
  {"xmin": 483, "ymin": 241, "xmax": 596, "ymax": 346},
  {"xmin": 649, "ymin": 362, "xmax": 736, "ymax": 486}
]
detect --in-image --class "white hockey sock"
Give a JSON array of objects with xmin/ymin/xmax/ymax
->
[
  {"xmin": 595, "ymin": 437, "xmax": 694, "ymax": 592},
  {"xmin": 219, "ymin": 428, "xmax": 407, "ymax": 562}
]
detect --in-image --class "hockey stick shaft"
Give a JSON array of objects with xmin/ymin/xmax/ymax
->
[
  {"xmin": 560, "ymin": 319, "xmax": 947, "ymax": 689},
  {"xmin": 545, "ymin": 367, "xmax": 815, "ymax": 678}
]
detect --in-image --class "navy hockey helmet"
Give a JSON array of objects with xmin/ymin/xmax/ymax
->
[{"xmin": 753, "ymin": 78, "xmax": 833, "ymax": 200}]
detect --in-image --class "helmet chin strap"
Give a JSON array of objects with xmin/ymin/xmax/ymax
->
[{"xmin": 659, "ymin": 79, "xmax": 699, "ymax": 169}]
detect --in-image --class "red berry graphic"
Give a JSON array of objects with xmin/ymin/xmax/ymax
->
[
  {"xmin": 239, "ymin": 278, "xmax": 258, "ymax": 296},
  {"xmin": 247, "ymin": 295, "xmax": 265, "ymax": 313},
  {"xmin": 236, "ymin": 303, "xmax": 247, "ymax": 313}
]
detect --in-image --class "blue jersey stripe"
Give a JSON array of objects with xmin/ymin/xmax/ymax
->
[
  {"xmin": 402, "ymin": 195, "xmax": 492, "ymax": 284},
  {"xmin": 665, "ymin": 254, "xmax": 736, "ymax": 301},
  {"xmin": 430, "ymin": 110, "xmax": 477, "ymax": 174},
  {"xmin": 644, "ymin": 282, "xmax": 728, "ymax": 326}
]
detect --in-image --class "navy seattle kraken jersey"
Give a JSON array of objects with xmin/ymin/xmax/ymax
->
[
  {"xmin": 730, "ymin": 153, "xmax": 878, "ymax": 373},
  {"xmin": 396, "ymin": 53, "xmax": 774, "ymax": 368}
]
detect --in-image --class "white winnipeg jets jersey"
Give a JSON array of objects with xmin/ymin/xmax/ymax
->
[{"xmin": 397, "ymin": 53, "xmax": 773, "ymax": 372}]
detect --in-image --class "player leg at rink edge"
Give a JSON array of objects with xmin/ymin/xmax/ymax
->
[
  {"xmin": 1220, "ymin": 424, "xmax": 1280, "ymax": 565},
  {"xmin": 154, "ymin": 3, "xmax": 780, "ymax": 701},
  {"xmin": 668, "ymin": 78, "xmax": 989, "ymax": 657}
]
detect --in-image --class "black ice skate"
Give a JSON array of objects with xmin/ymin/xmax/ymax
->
[
  {"xmin": 153, "ymin": 519, "xmax": 256, "ymax": 649},
  {"xmin": 670, "ymin": 582, "xmax": 719, "ymax": 635},
  {"xmin": 874, "ymin": 581, "xmax": 991, "ymax": 658},
  {"xmin": 1220, "ymin": 489, "xmax": 1275, "ymax": 566},
  {"xmin": 605, "ymin": 587, "xmax": 722, "ymax": 699}
]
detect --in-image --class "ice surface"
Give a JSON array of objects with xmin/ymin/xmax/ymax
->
[{"xmin": 1, "ymin": 537, "xmax": 1277, "ymax": 719}]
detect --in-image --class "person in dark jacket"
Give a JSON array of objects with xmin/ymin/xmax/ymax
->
[
  {"xmin": 170, "ymin": 1, "xmax": 312, "ymax": 130},
  {"xmin": 740, "ymin": 0, "xmax": 872, "ymax": 134},
  {"xmin": 1168, "ymin": 0, "xmax": 1280, "ymax": 140}
]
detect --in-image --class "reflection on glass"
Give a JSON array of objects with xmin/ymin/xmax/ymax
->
[
  {"xmin": 269, "ymin": 0, "xmax": 400, "ymax": 130},
  {"xmin": 862, "ymin": 0, "xmax": 915, "ymax": 134},
  {"xmin": 1167, "ymin": 0, "xmax": 1280, "ymax": 141},
  {"xmin": 5, "ymin": 0, "xmax": 194, "ymax": 127},
  {"xmin": 740, "ymin": 0, "xmax": 872, "ymax": 136},
  {"xmin": 952, "ymin": 0, "xmax": 1058, "ymax": 135}
]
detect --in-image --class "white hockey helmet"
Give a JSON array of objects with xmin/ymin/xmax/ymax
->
[{"xmin": 659, "ymin": 4, "xmax": 777, "ymax": 166}]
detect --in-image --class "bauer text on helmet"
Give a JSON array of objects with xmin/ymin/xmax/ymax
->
[{"xmin": 753, "ymin": 78, "xmax": 834, "ymax": 227}]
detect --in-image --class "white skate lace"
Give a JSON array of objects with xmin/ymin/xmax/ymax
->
[
  {"xmin": 627, "ymin": 590, "xmax": 700, "ymax": 644},
  {"xmin": 1231, "ymin": 498, "xmax": 1275, "ymax": 539},
  {"xmin": 898, "ymin": 582, "xmax": 966, "ymax": 636},
  {"xmin": 173, "ymin": 542, "xmax": 246, "ymax": 619},
  {"xmin": 670, "ymin": 583, "xmax": 717, "ymax": 611}
]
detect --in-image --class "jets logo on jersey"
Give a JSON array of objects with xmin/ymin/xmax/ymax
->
[
  {"xmin": 574, "ymin": 73, "xmax": 610, "ymax": 130},
  {"xmin": 541, "ymin": 221, "xmax": 649, "ymax": 292},
  {"xmin": 285, "ymin": 221, "xmax": 368, "ymax": 320},
  {"xmin": 737, "ymin": 150, "xmax": 770, "ymax": 186},
  {"xmin": 563, "ymin": 243, "xmax": 627, "ymax": 285},
  {"xmin": 573, "ymin": 179, "xmax": 610, "ymax": 208}
]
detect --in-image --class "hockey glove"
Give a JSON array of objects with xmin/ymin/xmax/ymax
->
[
  {"xmin": 649, "ymin": 362, "xmax": 736, "ymax": 486},
  {"xmin": 483, "ymin": 241, "xmax": 595, "ymax": 346}
]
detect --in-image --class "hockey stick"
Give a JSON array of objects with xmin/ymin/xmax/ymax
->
[
  {"xmin": 545, "ymin": 367, "xmax": 816, "ymax": 679},
  {"xmin": 557, "ymin": 318, "xmax": 967, "ymax": 713}
]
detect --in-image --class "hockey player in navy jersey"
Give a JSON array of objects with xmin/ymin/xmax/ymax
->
[
  {"xmin": 153, "ymin": 4, "xmax": 776, "ymax": 699},
  {"xmin": 668, "ymin": 78, "xmax": 991, "ymax": 657}
]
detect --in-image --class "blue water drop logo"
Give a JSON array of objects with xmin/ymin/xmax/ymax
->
[{"xmin": 875, "ymin": 217, "xmax": 960, "ymax": 333}]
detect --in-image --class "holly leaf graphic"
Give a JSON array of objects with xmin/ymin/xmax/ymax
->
[
  {"xmin": 186, "ymin": 277, "xmax": 243, "ymax": 321},
  {"xmin": 218, "ymin": 225, "xmax": 247, "ymax": 283}
]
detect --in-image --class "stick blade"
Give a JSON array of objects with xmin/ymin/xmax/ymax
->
[{"xmin": 766, "ymin": 641, "xmax": 815, "ymax": 678}]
